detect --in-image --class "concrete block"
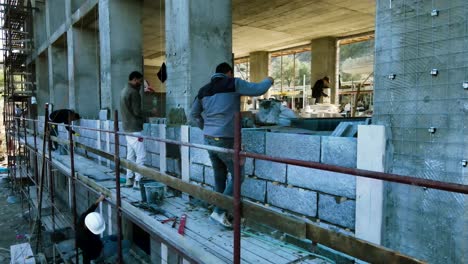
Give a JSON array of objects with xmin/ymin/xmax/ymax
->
[
  {"xmin": 151, "ymin": 154, "xmax": 160, "ymax": 168},
  {"xmin": 166, "ymin": 126, "xmax": 180, "ymax": 140},
  {"xmin": 150, "ymin": 124, "xmax": 160, "ymax": 138},
  {"xmin": 189, "ymin": 127, "xmax": 204, "ymax": 144},
  {"xmin": 244, "ymin": 158, "xmax": 254, "ymax": 176},
  {"xmin": 143, "ymin": 153, "xmax": 152, "ymax": 167},
  {"xmin": 242, "ymin": 129, "xmax": 265, "ymax": 154},
  {"xmin": 143, "ymin": 123, "xmax": 151, "ymax": 135},
  {"xmin": 189, "ymin": 163, "xmax": 204, "ymax": 183},
  {"xmin": 242, "ymin": 177, "xmax": 266, "ymax": 202},
  {"xmin": 167, "ymin": 158, "xmax": 180, "ymax": 175},
  {"xmin": 119, "ymin": 146, "xmax": 126, "ymax": 158},
  {"xmin": 321, "ymin": 137, "xmax": 357, "ymax": 168},
  {"xmin": 99, "ymin": 109, "xmax": 108, "ymax": 120},
  {"xmin": 287, "ymin": 165, "xmax": 356, "ymax": 199},
  {"xmin": 267, "ymin": 183, "xmax": 317, "ymax": 217},
  {"xmin": 145, "ymin": 139, "xmax": 159, "ymax": 154},
  {"xmin": 255, "ymin": 160, "xmax": 286, "ymax": 183},
  {"xmin": 318, "ymin": 194, "xmax": 355, "ymax": 229},
  {"xmin": 204, "ymin": 166, "xmax": 215, "ymax": 186},
  {"xmin": 190, "ymin": 148, "xmax": 211, "ymax": 167},
  {"xmin": 119, "ymin": 135, "xmax": 127, "ymax": 147},
  {"xmin": 266, "ymin": 133, "xmax": 321, "ymax": 162}
]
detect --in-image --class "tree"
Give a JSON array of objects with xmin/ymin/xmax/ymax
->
[{"xmin": 271, "ymin": 53, "xmax": 311, "ymax": 89}]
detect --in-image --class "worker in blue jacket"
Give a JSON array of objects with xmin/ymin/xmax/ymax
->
[{"xmin": 190, "ymin": 62, "xmax": 273, "ymax": 227}]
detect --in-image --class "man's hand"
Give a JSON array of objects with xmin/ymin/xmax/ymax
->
[
  {"xmin": 151, "ymin": 108, "xmax": 158, "ymax": 116},
  {"xmin": 96, "ymin": 194, "xmax": 106, "ymax": 204},
  {"xmin": 144, "ymin": 86, "xmax": 156, "ymax": 94},
  {"xmin": 267, "ymin": 77, "xmax": 274, "ymax": 85}
]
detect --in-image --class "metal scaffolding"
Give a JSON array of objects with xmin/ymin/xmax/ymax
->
[{"xmin": 1, "ymin": 0, "xmax": 34, "ymax": 192}]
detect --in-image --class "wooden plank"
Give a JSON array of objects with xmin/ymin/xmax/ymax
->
[
  {"xmin": 122, "ymin": 159, "xmax": 306, "ymax": 239},
  {"xmin": 162, "ymin": 198, "xmax": 288, "ymax": 264},
  {"xmin": 120, "ymin": 199, "xmax": 226, "ymax": 264},
  {"xmin": 305, "ymin": 223, "xmax": 425, "ymax": 264},
  {"xmin": 10, "ymin": 243, "xmax": 35, "ymax": 264}
]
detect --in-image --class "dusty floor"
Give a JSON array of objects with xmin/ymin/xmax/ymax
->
[{"xmin": 0, "ymin": 174, "xmax": 30, "ymax": 263}]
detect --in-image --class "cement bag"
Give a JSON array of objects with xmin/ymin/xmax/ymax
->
[{"xmin": 278, "ymin": 105, "xmax": 298, "ymax": 126}]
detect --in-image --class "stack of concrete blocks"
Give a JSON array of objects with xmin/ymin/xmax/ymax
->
[
  {"xmin": 165, "ymin": 126, "xmax": 182, "ymax": 176},
  {"xmin": 189, "ymin": 127, "xmax": 357, "ymax": 230}
]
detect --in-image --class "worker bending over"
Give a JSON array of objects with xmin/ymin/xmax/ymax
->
[{"xmin": 49, "ymin": 109, "xmax": 81, "ymax": 152}]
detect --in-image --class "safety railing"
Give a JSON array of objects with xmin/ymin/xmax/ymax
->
[{"xmin": 9, "ymin": 103, "xmax": 468, "ymax": 264}]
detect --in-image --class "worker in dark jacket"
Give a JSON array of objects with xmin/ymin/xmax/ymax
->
[
  {"xmin": 48, "ymin": 109, "xmax": 81, "ymax": 151},
  {"xmin": 77, "ymin": 194, "xmax": 130, "ymax": 263},
  {"xmin": 190, "ymin": 62, "xmax": 273, "ymax": 228},
  {"xmin": 311, "ymin": 76, "xmax": 330, "ymax": 104},
  {"xmin": 77, "ymin": 194, "xmax": 106, "ymax": 264}
]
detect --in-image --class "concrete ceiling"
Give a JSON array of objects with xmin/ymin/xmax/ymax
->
[{"xmin": 143, "ymin": 0, "xmax": 375, "ymax": 66}]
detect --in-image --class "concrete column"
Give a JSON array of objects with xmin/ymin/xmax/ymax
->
[
  {"xmin": 33, "ymin": 1, "xmax": 47, "ymax": 48},
  {"xmin": 311, "ymin": 37, "xmax": 337, "ymax": 103},
  {"xmin": 99, "ymin": 0, "xmax": 142, "ymax": 114},
  {"xmin": 67, "ymin": 29, "xmax": 75, "ymax": 110},
  {"xmin": 36, "ymin": 54, "xmax": 49, "ymax": 115},
  {"xmin": 248, "ymin": 51, "xmax": 270, "ymax": 105},
  {"xmin": 73, "ymin": 27, "xmax": 100, "ymax": 118},
  {"xmin": 249, "ymin": 51, "xmax": 269, "ymax": 82},
  {"xmin": 47, "ymin": 0, "xmax": 66, "ymax": 35},
  {"xmin": 165, "ymin": 0, "xmax": 232, "ymax": 117},
  {"xmin": 51, "ymin": 45, "xmax": 69, "ymax": 110},
  {"xmin": 373, "ymin": 1, "xmax": 468, "ymax": 262}
]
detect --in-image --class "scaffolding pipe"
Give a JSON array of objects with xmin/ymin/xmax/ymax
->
[
  {"xmin": 32, "ymin": 120, "xmax": 38, "ymax": 197},
  {"xmin": 68, "ymin": 114, "xmax": 79, "ymax": 264},
  {"xmin": 233, "ymin": 113, "xmax": 242, "ymax": 264},
  {"xmin": 47, "ymin": 115, "xmax": 55, "ymax": 232},
  {"xmin": 114, "ymin": 110, "xmax": 123, "ymax": 264},
  {"xmin": 23, "ymin": 117, "xmax": 32, "ymax": 223},
  {"xmin": 36, "ymin": 103, "xmax": 49, "ymax": 251}
]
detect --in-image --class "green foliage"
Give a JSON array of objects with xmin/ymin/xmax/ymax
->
[
  {"xmin": 271, "ymin": 51, "xmax": 311, "ymax": 88},
  {"xmin": 339, "ymin": 40, "xmax": 374, "ymax": 64}
]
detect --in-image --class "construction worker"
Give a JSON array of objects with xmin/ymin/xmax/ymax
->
[
  {"xmin": 311, "ymin": 76, "xmax": 330, "ymax": 104},
  {"xmin": 77, "ymin": 194, "xmax": 130, "ymax": 263},
  {"xmin": 49, "ymin": 109, "xmax": 81, "ymax": 152},
  {"xmin": 120, "ymin": 71, "xmax": 156, "ymax": 190},
  {"xmin": 190, "ymin": 62, "xmax": 273, "ymax": 227}
]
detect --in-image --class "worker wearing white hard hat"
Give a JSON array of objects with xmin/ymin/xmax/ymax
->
[{"xmin": 77, "ymin": 194, "xmax": 131, "ymax": 264}]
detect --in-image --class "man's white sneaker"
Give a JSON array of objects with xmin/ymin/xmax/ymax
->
[
  {"xmin": 125, "ymin": 178, "xmax": 134, "ymax": 187},
  {"xmin": 210, "ymin": 211, "xmax": 232, "ymax": 228}
]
